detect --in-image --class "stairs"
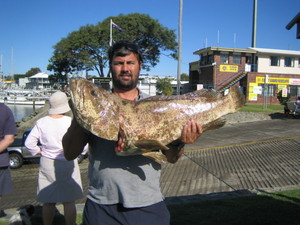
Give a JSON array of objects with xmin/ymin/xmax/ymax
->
[{"xmin": 217, "ymin": 72, "xmax": 247, "ymax": 93}]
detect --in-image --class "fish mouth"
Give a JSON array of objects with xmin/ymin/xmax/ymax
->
[{"xmin": 115, "ymin": 131, "xmax": 125, "ymax": 153}]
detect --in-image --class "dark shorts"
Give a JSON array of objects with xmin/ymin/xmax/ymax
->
[
  {"xmin": 83, "ymin": 198, "xmax": 170, "ymax": 225},
  {"xmin": 0, "ymin": 167, "xmax": 13, "ymax": 195}
]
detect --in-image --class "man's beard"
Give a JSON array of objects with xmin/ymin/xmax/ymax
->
[{"xmin": 112, "ymin": 73, "xmax": 139, "ymax": 91}]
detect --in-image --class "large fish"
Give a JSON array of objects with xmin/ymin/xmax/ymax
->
[{"xmin": 69, "ymin": 78, "xmax": 245, "ymax": 163}]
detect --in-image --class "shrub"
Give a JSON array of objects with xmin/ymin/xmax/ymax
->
[{"xmin": 277, "ymin": 90, "xmax": 290, "ymax": 105}]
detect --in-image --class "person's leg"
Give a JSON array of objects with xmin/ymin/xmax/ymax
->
[
  {"xmin": 42, "ymin": 203, "xmax": 56, "ymax": 225},
  {"xmin": 63, "ymin": 201, "xmax": 77, "ymax": 225},
  {"xmin": 0, "ymin": 196, "xmax": 6, "ymax": 217}
]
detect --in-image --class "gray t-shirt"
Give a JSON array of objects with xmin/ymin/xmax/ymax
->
[
  {"xmin": 87, "ymin": 136, "xmax": 163, "ymax": 208},
  {"xmin": 0, "ymin": 103, "xmax": 17, "ymax": 167},
  {"xmin": 87, "ymin": 90, "xmax": 164, "ymax": 208}
]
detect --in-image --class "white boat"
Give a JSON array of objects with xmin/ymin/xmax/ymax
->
[
  {"xmin": 0, "ymin": 89, "xmax": 49, "ymax": 105},
  {"xmin": 0, "ymin": 96, "xmax": 47, "ymax": 105}
]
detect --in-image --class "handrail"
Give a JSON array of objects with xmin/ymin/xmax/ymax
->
[
  {"xmin": 216, "ymin": 69, "xmax": 245, "ymax": 89},
  {"xmin": 217, "ymin": 72, "xmax": 247, "ymax": 92}
]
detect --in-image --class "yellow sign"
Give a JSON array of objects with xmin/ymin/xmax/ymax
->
[
  {"xmin": 220, "ymin": 65, "xmax": 238, "ymax": 72},
  {"xmin": 256, "ymin": 77, "xmax": 290, "ymax": 85},
  {"xmin": 278, "ymin": 85, "xmax": 287, "ymax": 90},
  {"xmin": 248, "ymin": 83, "xmax": 258, "ymax": 101}
]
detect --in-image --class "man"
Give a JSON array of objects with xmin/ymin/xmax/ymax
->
[
  {"xmin": 0, "ymin": 103, "xmax": 17, "ymax": 217},
  {"xmin": 63, "ymin": 40, "xmax": 202, "ymax": 225}
]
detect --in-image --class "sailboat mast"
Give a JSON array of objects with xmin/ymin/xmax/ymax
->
[{"xmin": 11, "ymin": 47, "xmax": 14, "ymax": 81}]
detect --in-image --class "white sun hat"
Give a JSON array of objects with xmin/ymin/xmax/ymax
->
[{"xmin": 48, "ymin": 91, "xmax": 70, "ymax": 115}]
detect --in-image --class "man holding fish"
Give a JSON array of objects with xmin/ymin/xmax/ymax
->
[{"xmin": 63, "ymin": 40, "xmax": 202, "ymax": 225}]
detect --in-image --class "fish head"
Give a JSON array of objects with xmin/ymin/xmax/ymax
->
[{"xmin": 69, "ymin": 78, "xmax": 120, "ymax": 141}]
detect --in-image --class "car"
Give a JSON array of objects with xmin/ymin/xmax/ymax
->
[
  {"xmin": 8, "ymin": 129, "xmax": 39, "ymax": 169},
  {"xmin": 8, "ymin": 129, "xmax": 88, "ymax": 169}
]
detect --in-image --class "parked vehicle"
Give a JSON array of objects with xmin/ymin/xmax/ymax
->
[
  {"xmin": 286, "ymin": 101, "xmax": 300, "ymax": 117},
  {"xmin": 8, "ymin": 130, "xmax": 88, "ymax": 169},
  {"xmin": 8, "ymin": 129, "xmax": 39, "ymax": 169}
]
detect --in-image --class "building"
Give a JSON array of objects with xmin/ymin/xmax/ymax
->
[
  {"xmin": 26, "ymin": 72, "xmax": 51, "ymax": 89},
  {"xmin": 189, "ymin": 47, "xmax": 300, "ymax": 104}
]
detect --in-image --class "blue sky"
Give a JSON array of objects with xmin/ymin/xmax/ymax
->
[{"xmin": 0, "ymin": 0, "xmax": 299, "ymax": 77}]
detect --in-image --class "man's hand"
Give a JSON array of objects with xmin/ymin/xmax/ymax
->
[
  {"xmin": 180, "ymin": 120, "xmax": 202, "ymax": 144},
  {"xmin": 164, "ymin": 120, "xmax": 202, "ymax": 163}
]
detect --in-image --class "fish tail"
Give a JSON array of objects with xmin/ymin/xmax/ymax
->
[{"xmin": 226, "ymin": 86, "xmax": 245, "ymax": 113}]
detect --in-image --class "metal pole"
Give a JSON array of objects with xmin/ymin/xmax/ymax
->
[
  {"xmin": 252, "ymin": 0, "xmax": 257, "ymax": 48},
  {"xmin": 177, "ymin": 0, "xmax": 183, "ymax": 95},
  {"xmin": 109, "ymin": 19, "xmax": 113, "ymax": 47}
]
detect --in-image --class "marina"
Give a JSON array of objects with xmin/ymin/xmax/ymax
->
[
  {"xmin": 0, "ymin": 89, "xmax": 49, "ymax": 106},
  {"xmin": 8, "ymin": 104, "xmax": 44, "ymax": 121}
]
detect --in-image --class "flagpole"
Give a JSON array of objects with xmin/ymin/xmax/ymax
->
[{"xmin": 110, "ymin": 19, "xmax": 113, "ymax": 46}]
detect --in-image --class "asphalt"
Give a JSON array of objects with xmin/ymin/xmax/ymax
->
[{"xmin": 1, "ymin": 115, "xmax": 300, "ymax": 222}]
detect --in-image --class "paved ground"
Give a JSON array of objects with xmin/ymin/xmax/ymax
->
[{"xmin": 1, "ymin": 116, "xmax": 300, "ymax": 222}]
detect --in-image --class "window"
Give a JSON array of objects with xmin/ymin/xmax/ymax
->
[
  {"xmin": 220, "ymin": 53, "xmax": 229, "ymax": 64},
  {"xmin": 245, "ymin": 55, "xmax": 252, "ymax": 64},
  {"xmin": 270, "ymin": 56, "xmax": 280, "ymax": 66},
  {"xmin": 233, "ymin": 54, "xmax": 241, "ymax": 64},
  {"xmin": 289, "ymin": 85, "xmax": 300, "ymax": 98},
  {"xmin": 208, "ymin": 54, "xmax": 214, "ymax": 64},
  {"xmin": 263, "ymin": 84, "xmax": 275, "ymax": 96},
  {"xmin": 298, "ymin": 58, "xmax": 300, "ymax": 67},
  {"xmin": 200, "ymin": 55, "xmax": 207, "ymax": 65},
  {"xmin": 284, "ymin": 57, "xmax": 294, "ymax": 67}
]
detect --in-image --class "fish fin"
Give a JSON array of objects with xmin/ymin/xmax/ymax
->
[
  {"xmin": 202, "ymin": 117, "xmax": 226, "ymax": 132},
  {"xmin": 142, "ymin": 151, "xmax": 168, "ymax": 164},
  {"xmin": 134, "ymin": 139, "xmax": 169, "ymax": 151}
]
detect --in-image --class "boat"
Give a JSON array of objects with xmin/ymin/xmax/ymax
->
[
  {"xmin": 0, "ymin": 96, "xmax": 47, "ymax": 105},
  {"xmin": 0, "ymin": 89, "xmax": 48, "ymax": 105}
]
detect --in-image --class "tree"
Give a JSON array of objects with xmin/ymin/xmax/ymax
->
[
  {"xmin": 47, "ymin": 13, "xmax": 177, "ymax": 78},
  {"xmin": 13, "ymin": 74, "xmax": 26, "ymax": 83},
  {"xmin": 156, "ymin": 78, "xmax": 174, "ymax": 95},
  {"xmin": 180, "ymin": 73, "xmax": 189, "ymax": 81},
  {"xmin": 25, "ymin": 68, "xmax": 41, "ymax": 77}
]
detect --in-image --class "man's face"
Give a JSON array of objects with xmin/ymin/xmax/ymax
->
[{"xmin": 111, "ymin": 52, "xmax": 141, "ymax": 91}]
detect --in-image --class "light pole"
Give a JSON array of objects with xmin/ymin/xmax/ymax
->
[{"xmin": 177, "ymin": 0, "xmax": 183, "ymax": 95}]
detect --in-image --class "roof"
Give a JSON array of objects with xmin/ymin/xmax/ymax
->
[
  {"xmin": 193, "ymin": 46, "xmax": 300, "ymax": 56},
  {"xmin": 29, "ymin": 72, "xmax": 49, "ymax": 79},
  {"xmin": 249, "ymin": 47, "xmax": 300, "ymax": 56},
  {"xmin": 193, "ymin": 47, "xmax": 257, "ymax": 55}
]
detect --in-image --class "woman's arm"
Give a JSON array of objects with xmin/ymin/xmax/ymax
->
[
  {"xmin": 24, "ymin": 126, "xmax": 42, "ymax": 156},
  {"xmin": 62, "ymin": 118, "xmax": 89, "ymax": 160}
]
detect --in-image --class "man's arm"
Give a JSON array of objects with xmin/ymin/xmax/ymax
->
[
  {"xmin": 63, "ymin": 118, "xmax": 89, "ymax": 160},
  {"xmin": 0, "ymin": 134, "xmax": 15, "ymax": 153},
  {"xmin": 163, "ymin": 120, "xmax": 202, "ymax": 163}
]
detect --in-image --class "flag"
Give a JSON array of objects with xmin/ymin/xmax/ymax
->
[{"xmin": 112, "ymin": 21, "xmax": 124, "ymax": 31}]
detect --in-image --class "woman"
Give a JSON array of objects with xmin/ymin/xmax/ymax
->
[{"xmin": 25, "ymin": 91, "xmax": 83, "ymax": 225}]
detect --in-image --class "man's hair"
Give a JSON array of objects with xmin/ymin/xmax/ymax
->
[{"xmin": 108, "ymin": 40, "xmax": 143, "ymax": 66}]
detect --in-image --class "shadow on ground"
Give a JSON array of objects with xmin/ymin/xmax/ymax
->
[{"xmin": 167, "ymin": 190, "xmax": 300, "ymax": 225}]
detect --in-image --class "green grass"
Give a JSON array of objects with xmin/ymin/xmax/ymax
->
[
  {"xmin": 1, "ymin": 189, "xmax": 299, "ymax": 225},
  {"xmin": 239, "ymin": 104, "xmax": 284, "ymax": 113}
]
